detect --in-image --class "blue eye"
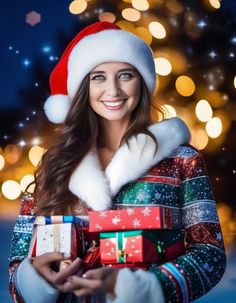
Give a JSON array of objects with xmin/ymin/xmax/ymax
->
[
  {"xmin": 91, "ymin": 75, "xmax": 104, "ymax": 80},
  {"xmin": 120, "ymin": 73, "xmax": 133, "ymax": 79}
]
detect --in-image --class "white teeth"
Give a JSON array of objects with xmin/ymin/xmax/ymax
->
[{"xmin": 103, "ymin": 100, "xmax": 125, "ymax": 107}]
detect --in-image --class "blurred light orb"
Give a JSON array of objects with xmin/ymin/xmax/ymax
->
[
  {"xmin": 209, "ymin": 0, "xmax": 221, "ymax": 9},
  {"xmin": 154, "ymin": 58, "xmax": 172, "ymax": 76},
  {"xmin": 234, "ymin": 75, "xmax": 236, "ymax": 88},
  {"xmin": 135, "ymin": 27, "xmax": 152, "ymax": 45},
  {"xmin": 20, "ymin": 174, "xmax": 35, "ymax": 193},
  {"xmin": 32, "ymin": 137, "xmax": 41, "ymax": 145},
  {"xmin": 29, "ymin": 145, "xmax": 46, "ymax": 167},
  {"xmin": 162, "ymin": 104, "xmax": 177, "ymax": 117},
  {"xmin": 195, "ymin": 99, "xmax": 213, "ymax": 122},
  {"xmin": 0, "ymin": 155, "xmax": 5, "ymax": 170},
  {"xmin": 206, "ymin": 117, "xmax": 222, "ymax": 138},
  {"xmin": 69, "ymin": 0, "xmax": 87, "ymax": 14},
  {"xmin": 122, "ymin": 8, "xmax": 141, "ymax": 22},
  {"xmin": 175, "ymin": 76, "xmax": 195, "ymax": 96},
  {"xmin": 4, "ymin": 144, "xmax": 22, "ymax": 164},
  {"xmin": 132, "ymin": 0, "xmax": 149, "ymax": 11},
  {"xmin": 191, "ymin": 128, "xmax": 209, "ymax": 150},
  {"xmin": 149, "ymin": 22, "xmax": 166, "ymax": 39},
  {"xmin": 2, "ymin": 180, "xmax": 21, "ymax": 200},
  {"xmin": 99, "ymin": 12, "xmax": 116, "ymax": 23}
]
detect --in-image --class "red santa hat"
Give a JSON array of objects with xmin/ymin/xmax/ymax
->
[{"xmin": 44, "ymin": 21, "xmax": 156, "ymax": 124}]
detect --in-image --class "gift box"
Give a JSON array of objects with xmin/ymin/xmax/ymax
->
[
  {"xmin": 28, "ymin": 215, "xmax": 89, "ymax": 270},
  {"xmin": 99, "ymin": 230, "xmax": 164, "ymax": 265},
  {"xmin": 89, "ymin": 206, "xmax": 178, "ymax": 232}
]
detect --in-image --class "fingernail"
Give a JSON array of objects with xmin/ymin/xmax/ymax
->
[
  {"xmin": 82, "ymin": 273, "xmax": 87, "ymax": 278},
  {"xmin": 62, "ymin": 253, "xmax": 71, "ymax": 258}
]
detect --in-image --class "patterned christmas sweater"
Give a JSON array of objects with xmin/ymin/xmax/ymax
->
[{"xmin": 9, "ymin": 145, "xmax": 226, "ymax": 303}]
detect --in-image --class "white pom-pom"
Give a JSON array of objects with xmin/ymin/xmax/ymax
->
[{"xmin": 43, "ymin": 94, "xmax": 71, "ymax": 124}]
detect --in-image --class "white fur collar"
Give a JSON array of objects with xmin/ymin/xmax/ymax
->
[{"xmin": 69, "ymin": 117, "xmax": 190, "ymax": 210}]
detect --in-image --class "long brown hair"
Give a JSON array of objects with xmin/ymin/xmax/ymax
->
[{"xmin": 33, "ymin": 73, "xmax": 163, "ymax": 215}]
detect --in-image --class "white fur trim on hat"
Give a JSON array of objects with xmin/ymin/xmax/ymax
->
[
  {"xmin": 67, "ymin": 29, "xmax": 156, "ymax": 99},
  {"xmin": 44, "ymin": 94, "xmax": 71, "ymax": 124}
]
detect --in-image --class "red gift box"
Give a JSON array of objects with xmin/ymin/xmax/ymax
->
[
  {"xmin": 89, "ymin": 206, "xmax": 174, "ymax": 232},
  {"xmin": 99, "ymin": 230, "xmax": 163, "ymax": 265}
]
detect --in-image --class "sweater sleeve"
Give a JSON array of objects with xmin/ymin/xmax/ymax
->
[
  {"xmin": 8, "ymin": 193, "xmax": 59, "ymax": 303},
  {"xmin": 147, "ymin": 146, "xmax": 226, "ymax": 302}
]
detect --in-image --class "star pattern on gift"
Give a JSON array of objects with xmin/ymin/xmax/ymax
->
[
  {"xmin": 99, "ymin": 211, "xmax": 107, "ymax": 218},
  {"xmin": 112, "ymin": 216, "xmax": 121, "ymax": 225},
  {"xmin": 141, "ymin": 207, "xmax": 151, "ymax": 217},
  {"xmin": 126, "ymin": 208, "xmax": 135, "ymax": 215},
  {"xmin": 26, "ymin": 11, "xmax": 41, "ymax": 26},
  {"xmin": 95, "ymin": 223, "xmax": 102, "ymax": 230},
  {"xmin": 132, "ymin": 218, "xmax": 141, "ymax": 228}
]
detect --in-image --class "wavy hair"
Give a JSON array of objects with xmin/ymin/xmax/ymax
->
[{"xmin": 33, "ymin": 73, "xmax": 163, "ymax": 215}]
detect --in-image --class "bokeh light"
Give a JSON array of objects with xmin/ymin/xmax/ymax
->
[
  {"xmin": 209, "ymin": 0, "xmax": 221, "ymax": 9},
  {"xmin": 205, "ymin": 117, "xmax": 222, "ymax": 138},
  {"xmin": 1, "ymin": 180, "xmax": 21, "ymax": 200},
  {"xmin": 122, "ymin": 8, "xmax": 141, "ymax": 22},
  {"xmin": 161, "ymin": 104, "xmax": 177, "ymax": 117},
  {"xmin": 131, "ymin": 0, "xmax": 149, "ymax": 11},
  {"xmin": 69, "ymin": 0, "xmax": 87, "ymax": 14},
  {"xmin": 0, "ymin": 154, "xmax": 5, "ymax": 170},
  {"xmin": 154, "ymin": 58, "xmax": 172, "ymax": 76},
  {"xmin": 195, "ymin": 99, "xmax": 213, "ymax": 122},
  {"xmin": 28, "ymin": 145, "xmax": 46, "ymax": 167},
  {"xmin": 148, "ymin": 21, "xmax": 166, "ymax": 39},
  {"xmin": 3, "ymin": 144, "xmax": 22, "ymax": 164},
  {"xmin": 175, "ymin": 75, "xmax": 195, "ymax": 96},
  {"xmin": 20, "ymin": 174, "xmax": 35, "ymax": 193},
  {"xmin": 99, "ymin": 12, "xmax": 116, "ymax": 23}
]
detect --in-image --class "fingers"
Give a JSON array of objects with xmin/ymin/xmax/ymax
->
[
  {"xmin": 53, "ymin": 258, "xmax": 83, "ymax": 285},
  {"xmin": 63, "ymin": 275, "xmax": 102, "ymax": 294}
]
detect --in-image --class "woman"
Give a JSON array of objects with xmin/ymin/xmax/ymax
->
[{"xmin": 9, "ymin": 21, "xmax": 226, "ymax": 303}]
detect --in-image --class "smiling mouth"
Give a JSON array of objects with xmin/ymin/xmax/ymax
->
[{"xmin": 101, "ymin": 99, "xmax": 127, "ymax": 110}]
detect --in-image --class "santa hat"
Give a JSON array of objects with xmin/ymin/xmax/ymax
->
[{"xmin": 44, "ymin": 21, "xmax": 156, "ymax": 124}]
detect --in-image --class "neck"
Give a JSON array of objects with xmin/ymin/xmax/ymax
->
[{"xmin": 98, "ymin": 117, "xmax": 130, "ymax": 151}]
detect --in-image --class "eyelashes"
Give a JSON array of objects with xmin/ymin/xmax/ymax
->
[{"xmin": 91, "ymin": 73, "xmax": 134, "ymax": 81}]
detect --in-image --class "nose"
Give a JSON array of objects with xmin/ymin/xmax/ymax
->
[{"xmin": 106, "ymin": 77, "xmax": 121, "ymax": 96}]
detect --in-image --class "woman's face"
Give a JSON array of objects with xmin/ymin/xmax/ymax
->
[{"xmin": 89, "ymin": 62, "xmax": 141, "ymax": 123}]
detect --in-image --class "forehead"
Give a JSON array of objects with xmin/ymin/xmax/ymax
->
[{"xmin": 91, "ymin": 62, "xmax": 135, "ymax": 72}]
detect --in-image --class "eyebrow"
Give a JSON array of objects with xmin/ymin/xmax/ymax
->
[{"xmin": 90, "ymin": 68, "xmax": 137, "ymax": 75}]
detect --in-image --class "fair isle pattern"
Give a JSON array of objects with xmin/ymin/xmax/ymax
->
[
  {"xmin": 9, "ymin": 215, "xmax": 35, "ymax": 262},
  {"xmin": 161, "ymin": 262, "xmax": 190, "ymax": 303},
  {"xmin": 182, "ymin": 201, "xmax": 219, "ymax": 228},
  {"xmin": 9, "ymin": 145, "xmax": 226, "ymax": 303}
]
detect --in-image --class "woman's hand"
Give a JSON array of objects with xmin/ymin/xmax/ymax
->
[
  {"xmin": 64, "ymin": 266, "xmax": 119, "ymax": 297},
  {"xmin": 31, "ymin": 252, "xmax": 84, "ymax": 292}
]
